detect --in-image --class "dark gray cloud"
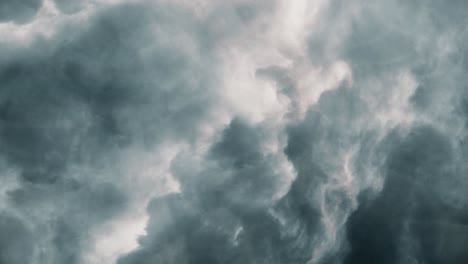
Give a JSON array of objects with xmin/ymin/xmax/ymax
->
[
  {"xmin": 118, "ymin": 87, "xmax": 383, "ymax": 264},
  {"xmin": 0, "ymin": 0, "xmax": 219, "ymax": 185},
  {"xmin": 53, "ymin": 0, "xmax": 85, "ymax": 14},
  {"xmin": 319, "ymin": 1, "xmax": 468, "ymax": 263},
  {"xmin": 0, "ymin": 0, "xmax": 43, "ymax": 24},
  {"xmin": 1, "ymin": 0, "xmax": 468, "ymax": 263},
  {"xmin": 119, "ymin": 0, "xmax": 468, "ymax": 263},
  {"xmin": 118, "ymin": 118, "xmax": 296, "ymax": 264},
  {"xmin": 0, "ymin": 1, "xmax": 228, "ymax": 263},
  {"xmin": 345, "ymin": 125, "xmax": 468, "ymax": 264},
  {"xmin": 0, "ymin": 212, "xmax": 35, "ymax": 264}
]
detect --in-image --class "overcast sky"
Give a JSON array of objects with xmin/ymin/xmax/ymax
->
[{"xmin": 0, "ymin": 0, "xmax": 467, "ymax": 263}]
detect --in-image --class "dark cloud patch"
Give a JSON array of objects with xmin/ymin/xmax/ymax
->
[
  {"xmin": 335, "ymin": 1, "xmax": 468, "ymax": 262},
  {"xmin": 119, "ymin": 0, "xmax": 468, "ymax": 263},
  {"xmin": 0, "ymin": 0, "xmax": 43, "ymax": 24},
  {"xmin": 0, "ymin": 1, "xmax": 222, "ymax": 263},
  {"xmin": 462, "ymin": 99, "xmax": 468, "ymax": 125},
  {"xmin": 342, "ymin": 6, "xmax": 417, "ymax": 77},
  {"xmin": 0, "ymin": 1, "xmax": 218, "ymax": 184},
  {"xmin": 53, "ymin": 2, "xmax": 217, "ymax": 146},
  {"xmin": 53, "ymin": 0, "xmax": 85, "ymax": 14},
  {"xmin": 234, "ymin": 3, "xmax": 258, "ymax": 23},
  {"xmin": 405, "ymin": 0, "xmax": 468, "ymax": 29},
  {"xmin": 167, "ymin": 118, "xmax": 293, "ymax": 211},
  {"xmin": 0, "ymin": 213, "xmax": 35, "ymax": 264},
  {"xmin": 119, "ymin": 192, "xmax": 314, "ymax": 264},
  {"xmin": 46, "ymin": 182, "xmax": 128, "ymax": 263},
  {"xmin": 282, "ymin": 87, "xmax": 380, "ymax": 262},
  {"xmin": 410, "ymin": 84, "xmax": 433, "ymax": 111},
  {"xmin": 206, "ymin": 119, "xmax": 287, "ymax": 207},
  {"xmin": 118, "ymin": 118, "xmax": 298, "ymax": 264},
  {"xmin": 345, "ymin": 125, "xmax": 468, "ymax": 264},
  {"xmin": 119, "ymin": 86, "xmax": 380, "ymax": 263},
  {"xmin": 310, "ymin": 0, "xmax": 467, "ymax": 82},
  {"xmin": 285, "ymin": 87, "xmax": 368, "ymax": 179},
  {"xmin": 118, "ymin": 193, "xmax": 242, "ymax": 264}
]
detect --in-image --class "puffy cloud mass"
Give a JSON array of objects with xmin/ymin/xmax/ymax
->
[{"xmin": 0, "ymin": 0, "xmax": 467, "ymax": 263}]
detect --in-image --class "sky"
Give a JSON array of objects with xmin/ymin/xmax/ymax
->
[{"xmin": 0, "ymin": 0, "xmax": 467, "ymax": 263}]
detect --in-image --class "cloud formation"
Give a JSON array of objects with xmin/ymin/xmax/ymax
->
[{"xmin": 0, "ymin": 0, "xmax": 467, "ymax": 263}]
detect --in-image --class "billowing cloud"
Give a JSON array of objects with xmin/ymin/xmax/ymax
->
[{"xmin": 0, "ymin": 0, "xmax": 467, "ymax": 264}]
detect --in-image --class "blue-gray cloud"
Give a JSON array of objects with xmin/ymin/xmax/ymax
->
[
  {"xmin": 1, "ymin": 0, "xmax": 467, "ymax": 263},
  {"xmin": 0, "ymin": 0, "xmax": 43, "ymax": 24}
]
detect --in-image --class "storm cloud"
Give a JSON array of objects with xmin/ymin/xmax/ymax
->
[{"xmin": 0, "ymin": 0, "xmax": 467, "ymax": 263}]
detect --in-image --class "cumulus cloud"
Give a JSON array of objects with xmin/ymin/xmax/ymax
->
[{"xmin": 0, "ymin": 0, "xmax": 467, "ymax": 264}]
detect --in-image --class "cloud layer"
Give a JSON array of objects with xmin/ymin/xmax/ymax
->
[{"xmin": 0, "ymin": 0, "xmax": 467, "ymax": 263}]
